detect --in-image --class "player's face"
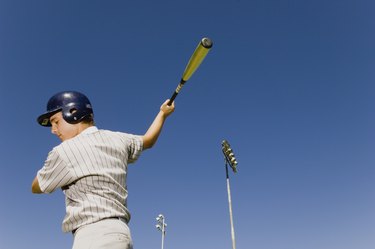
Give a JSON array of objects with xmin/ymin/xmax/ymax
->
[{"xmin": 50, "ymin": 112, "xmax": 79, "ymax": 141}]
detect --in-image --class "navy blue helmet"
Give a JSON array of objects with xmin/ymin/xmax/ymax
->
[{"xmin": 37, "ymin": 91, "xmax": 94, "ymax": 127}]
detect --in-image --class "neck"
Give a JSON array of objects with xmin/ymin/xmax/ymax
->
[{"xmin": 77, "ymin": 123, "xmax": 94, "ymax": 134}]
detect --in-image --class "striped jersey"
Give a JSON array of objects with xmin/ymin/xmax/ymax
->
[{"xmin": 37, "ymin": 126, "xmax": 143, "ymax": 233}]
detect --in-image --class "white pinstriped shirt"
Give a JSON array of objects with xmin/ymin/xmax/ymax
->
[{"xmin": 37, "ymin": 126, "xmax": 143, "ymax": 233}]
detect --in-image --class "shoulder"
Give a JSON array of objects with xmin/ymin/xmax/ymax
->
[
  {"xmin": 100, "ymin": 130, "xmax": 143, "ymax": 147},
  {"xmin": 98, "ymin": 129, "xmax": 139, "ymax": 139}
]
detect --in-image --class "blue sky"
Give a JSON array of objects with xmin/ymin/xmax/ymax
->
[{"xmin": 1, "ymin": 0, "xmax": 374, "ymax": 248}]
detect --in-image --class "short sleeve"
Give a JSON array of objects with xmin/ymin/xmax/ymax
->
[
  {"xmin": 126, "ymin": 134, "xmax": 143, "ymax": 163},
  {"xmin": 37, "ymin": 148, "xmax": 75, "ymax": 193}
]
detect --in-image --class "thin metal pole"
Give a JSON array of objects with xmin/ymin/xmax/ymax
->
[
  {"xmin": 156, "ymin": 214, "xmax": 166, "ymax": 249},
  {"xmin": 225, "ymin": 161, "xmax": 236, "ymax": 249},
  {"xmin": 161, "ymin": 219, "xmax": 165, "ymax": 249}
]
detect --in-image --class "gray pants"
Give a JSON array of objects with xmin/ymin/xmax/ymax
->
[{"xmin": 72, "ymin": 218, "xmax": 133, "ymax": 249}]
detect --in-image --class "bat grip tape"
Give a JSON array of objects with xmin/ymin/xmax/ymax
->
[{"xmin": 168, "ymin": 79, "xmax": 186, "ymax": 105}]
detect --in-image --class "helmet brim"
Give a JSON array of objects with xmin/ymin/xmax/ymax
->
[{"xmin": 37, "ymin": 109, "xmax": 61, "ymax": 127}]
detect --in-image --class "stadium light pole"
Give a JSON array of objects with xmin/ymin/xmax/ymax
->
[
  {"xmin": 222, "ymin": 140, "xmax": 238, "ymax": 249},
  {"xmin": 156, "ymin": 214, "xmax": 167, "ymax": 249}
]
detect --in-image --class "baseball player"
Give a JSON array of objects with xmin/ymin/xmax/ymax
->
[{"xmin": 31, "ymin": 91, "xmax": 175, "ymax": 249}]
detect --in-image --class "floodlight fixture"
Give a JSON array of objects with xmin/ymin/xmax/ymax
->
[
  {"xmin": 155, "ymin": 213, "xmax": 167, "ymax": 249},
  {"xmin": 222, "ymin": 140, "xmax": 238, "ymax": 173}
]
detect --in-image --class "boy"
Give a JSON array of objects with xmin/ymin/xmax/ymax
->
[{"xmin": 31, "ymin": 91, "xmax": 175, "ymax": 249}]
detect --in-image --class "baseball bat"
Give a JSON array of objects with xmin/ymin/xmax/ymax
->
[{"xmin": 167, "ymin": 37, "xmax": 213, "ymax": 105}]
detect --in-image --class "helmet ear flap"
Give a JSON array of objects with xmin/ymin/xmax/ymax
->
[
  {"xmin": 62, "ymin": 103, "xmax": 92, "ymax": 124},
  {"xmin": 62, "ymin": 105, "xmax": 80, "ymax": 124}
]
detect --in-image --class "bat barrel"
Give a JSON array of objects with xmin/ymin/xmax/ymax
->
[
  {"xmin": 201, "ymin": 37, "xmax": 213, "ymax": 49},
  {"xmin": 182, "ymin": 38, "xmax": 213, "ymax": 82}
]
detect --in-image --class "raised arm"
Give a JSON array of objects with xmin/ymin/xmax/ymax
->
[
  {"xmin": 31, "ymin": 176, "xmax": 43, "ymax": 194},
  {"xmin": 142, "ymin": 99, "xmax": 175, "ymax": 150}
]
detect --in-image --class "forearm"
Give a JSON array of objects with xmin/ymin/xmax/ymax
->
[
  {"xmin": 143, "ymin": 111, "xmax": 168, "ymax": 149},
  {"xmin": 143, "ymin": 100, "xmax": 174, "ymax": 149}
]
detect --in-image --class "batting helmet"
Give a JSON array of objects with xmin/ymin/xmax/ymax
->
[{"xmin": 37, "ymin": 91, "xmax": 94, "ymax": 127}]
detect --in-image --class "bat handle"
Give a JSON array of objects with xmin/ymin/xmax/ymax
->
[
  {"xmin": 168, "ymin": 92, "xmax": 178, "ymax": 106},
  {"xmin": 167, "ymin": 79, "xmax": 186, "ymax": 106}
]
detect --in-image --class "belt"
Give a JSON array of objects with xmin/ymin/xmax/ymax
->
[{"xmin": 72, "ymin": 217, "xmax": 128, "ymax": 235}]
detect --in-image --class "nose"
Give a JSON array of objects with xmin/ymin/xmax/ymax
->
[{"xmin": 51, "ymin": 124, "xmax": 58, "ymax": 135}]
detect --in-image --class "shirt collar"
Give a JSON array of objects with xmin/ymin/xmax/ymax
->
[{"xmin": 81, "ymin": 126, "xmax": 98, "ymax": 135}]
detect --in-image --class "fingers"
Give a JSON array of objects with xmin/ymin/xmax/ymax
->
[
  {"xmin": 161, "ymin": 99, "xmax": 175, "ymax": 116},
  {"xmin": 166, "ymin": 99, "xmax": 174, "ymax": 107}
]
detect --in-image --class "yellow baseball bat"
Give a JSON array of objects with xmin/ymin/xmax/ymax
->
[{"xmin": 168, "ymin": 37, "xmax": 213, "ymax": 105}]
